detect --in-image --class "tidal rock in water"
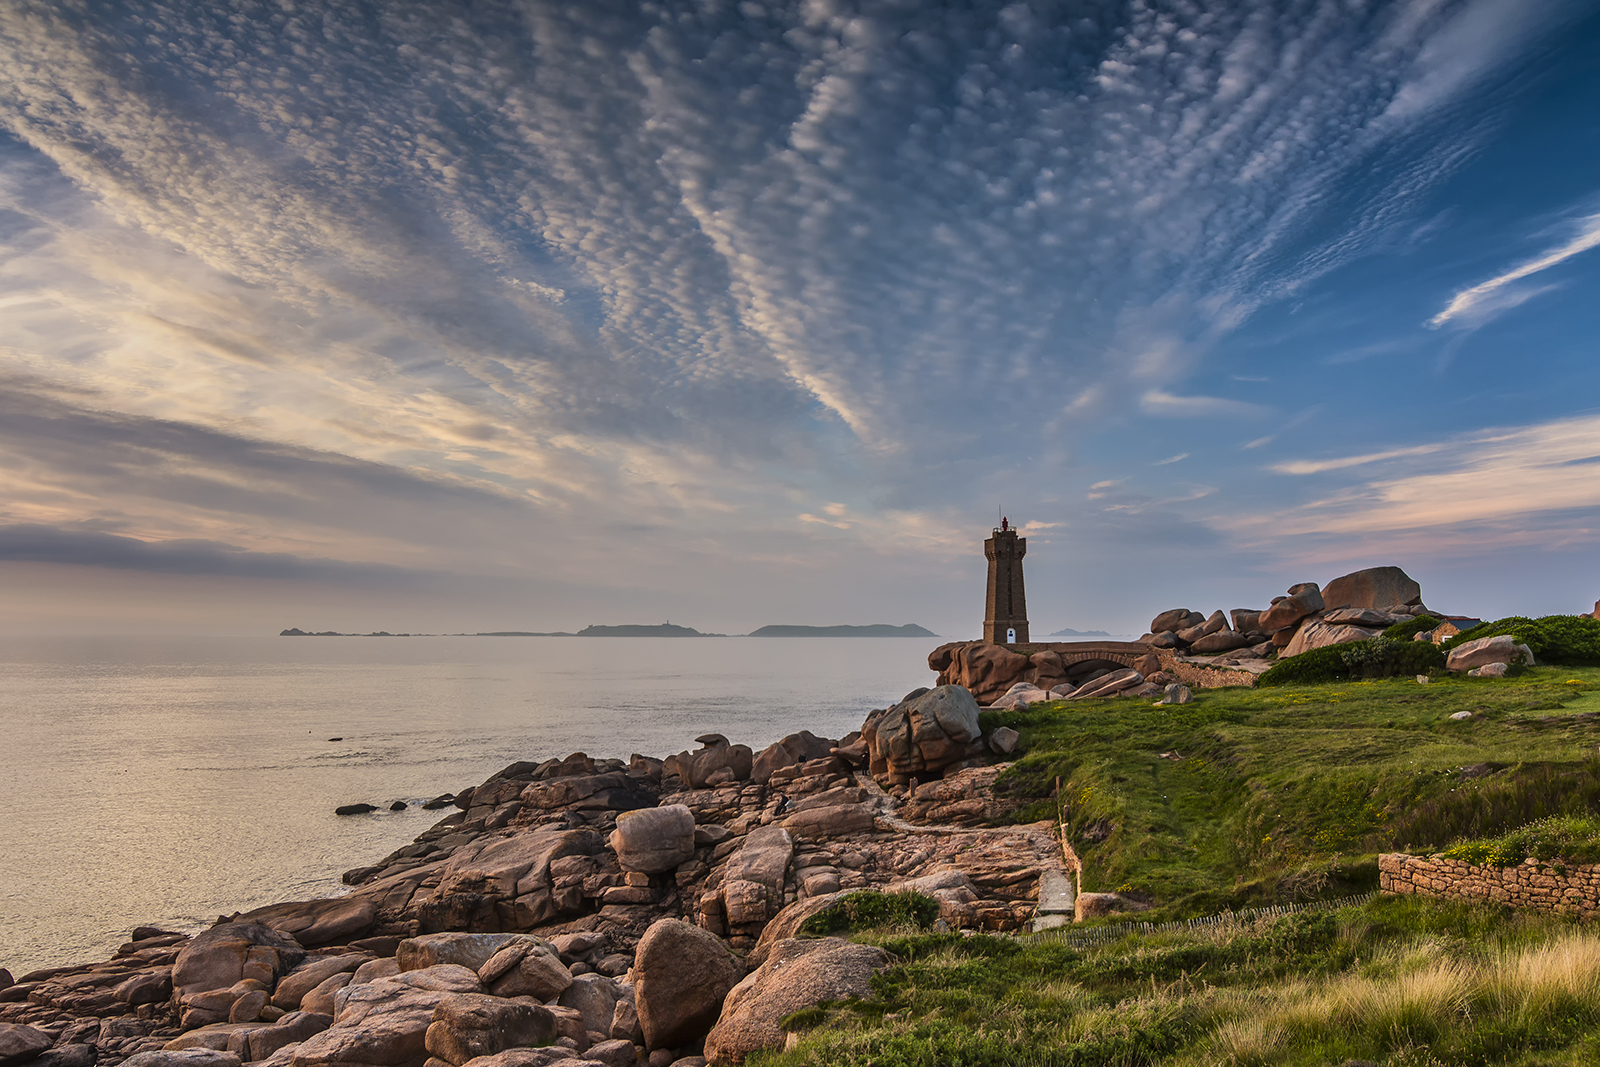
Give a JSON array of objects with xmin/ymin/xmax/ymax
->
[{"xmin": 334, "ymin": 803, "xmax": 377, "ymax": 816}]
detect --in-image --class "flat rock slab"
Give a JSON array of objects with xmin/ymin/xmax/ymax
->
[{"xmin": 1035, "ymin": 869, "xmax": 1075, "ymax": 918}]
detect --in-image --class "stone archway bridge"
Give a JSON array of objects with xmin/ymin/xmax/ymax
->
[{"xmin": 1007, "ymin": 641, "xmax": 1154, "ymax": 669}]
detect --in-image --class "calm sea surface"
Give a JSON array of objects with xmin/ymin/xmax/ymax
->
[{"xmin": 0, "ymin": 635, "xmax": 938, "ymax": 975}]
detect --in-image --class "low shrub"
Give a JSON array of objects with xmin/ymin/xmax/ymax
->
[
  {"xmin": 1438, "ymin": 814, "xmax": 1600, "ymax": 867},
  {"xmin": 800, "ymin": 890, "xmax": 940, "ymax": 936},
  {"xmin": 1381, "ymin": 615, "xmax": 1441, "ymax": 641},
  {"xmin": 1258, "ymin": 637, "xmax": 1444, "ymax": 686},
  {"xmin": 1443, "ymin": 615, "xmax": 1600, "ymax": 667}
]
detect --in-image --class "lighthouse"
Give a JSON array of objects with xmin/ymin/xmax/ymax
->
[{"xmin": 983, "ymin": 519, "xmax": 1028, "ymax": 644}]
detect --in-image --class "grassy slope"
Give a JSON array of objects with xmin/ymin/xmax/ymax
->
[
  {"xmin": 763, "ymin": 897, "xmax": 1600, "ymax": 1067},
  {"xmin": 982, "ymin": 666, "xmax": 1600, "ymax": 917},
  {"xmin": 748, "ymin": 669, "xmax": 1600, "ymax": 1067}
]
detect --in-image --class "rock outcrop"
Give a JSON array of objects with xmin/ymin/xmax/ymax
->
[
  {"xmin": 632, "ymin": 921, "xmax": 740, "ymax": 1051},
  {"xmin": 423, "ymin": 994, "xmax": 554, "ymax": 1066},
  {"xmin": 702, "ymin": 938, "xmax": 889, "ymax": 1065},
  {"xmin": 1322, "ymin": 567, "xmax": 1423, "ymax": 612},
  {"xmin": 171, "ymin": 925, "xmax": 304, "ymax": 1029},
  {"xmin": 926, "ymin": 643, "xmax": 1030, "ymax": 703},
  {"xmin": 609, "ymin": 806, "xmax": 695, "ymax": 874},
  {"xmin": 1130, "ymin": 565, "xmax": 1441, "ymax": 670},
  {"xmin": 0, "ymin": 1024, "xmax": 53, "ymax": 1066},
  {"xmin": 1257, "ymin": 584, "xmax": 1325, "ymax": 633},
  {"xmin": 860, "ymin": 686, "xmax": 983, "ymax": 787},
  {"xmin": 3, "ymin": 704, "xmax": 1077, "ymax": 1067},
  {"xmin": 1446, "ymin": 634, "xmax": 1534, "ymax": 673}
]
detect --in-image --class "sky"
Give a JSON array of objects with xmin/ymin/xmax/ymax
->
[{"xmin": 2, "ymin": 0, "xmax": 1599, "ymax": 638}]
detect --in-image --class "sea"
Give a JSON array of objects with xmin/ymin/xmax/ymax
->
[{"xmin": 0, "ymin": 634, "xmax": 942, "ymax": 975}]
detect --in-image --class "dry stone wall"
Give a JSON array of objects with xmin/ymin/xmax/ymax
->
[
  {"xmin": 1379, "ymin": 852, "xmax": 1600, "ymax": 917},
  {"xmin": 1153, "ymin": 654, "xmax": 1260, "ymax": 691}
]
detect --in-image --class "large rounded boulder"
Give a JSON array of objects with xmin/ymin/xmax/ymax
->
[
  {"xmin": 861, "ymin": 685, "xmax": 983, "ymax": 786},
  {"xmin": 633, "ymin": 919, "xmax": 741, "ymax": 1051},
  {"xmin": 1322, "ymin": 566, "xmax": 1422, "ymax": 611},
  {"xmin": 703, "ymin": 938, "xmax": 890, "ymax": 1064},
  {"xmin": 609, "ymin": 804, "xmax": 695, "ymax": 874}
]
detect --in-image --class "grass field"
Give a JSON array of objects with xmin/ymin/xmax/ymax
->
[
  {"xmin": 746, "ymin": 667, "xmax": 1600, "ymax": 1066},
  {"xmin": 763, "ymin": 895, "xmax": 1600, "ymax": 1066},
  {"xmin": 980, "ymin": 665, "xmax": 1600, "ymax": 918}
]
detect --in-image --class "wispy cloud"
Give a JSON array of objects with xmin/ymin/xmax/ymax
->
[
  {"xmin": 1225, "ymin": 412, "xmax": 1600, "ymax": 547},
  {"xmin": 1271, "ymin": 444, "xmax": 1449, "ymax": 475},
  {"xmin": 1154, "ymin": 453, "xmax": 1190, "ymax": 466},
  {"xmin": 1140, "ymin": 391, "xmax": 1266, "ymax": 419},
  {"xmin": 1430, "ymin": 212, "xmax": 1600, "ymax": 327}
]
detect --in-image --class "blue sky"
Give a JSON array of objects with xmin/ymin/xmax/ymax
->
[{"xmin": 1, "ymin": 0, "xmax": 1598, "ymax": 637}]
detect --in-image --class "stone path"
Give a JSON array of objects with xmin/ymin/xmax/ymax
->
[{"xmin": 855, "ymin": 770, "xmax": 1078, "ymax": 930}]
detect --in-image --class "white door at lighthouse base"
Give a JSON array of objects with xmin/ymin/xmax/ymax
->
[{"xmin": 1006, "ymin": 628, "xmax": 1016, "ymax": 643}]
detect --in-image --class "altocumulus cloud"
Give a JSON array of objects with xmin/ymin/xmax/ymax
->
[{"xmin": 0, "ymin": 0, "xmax": 1592, "ymax": 626}]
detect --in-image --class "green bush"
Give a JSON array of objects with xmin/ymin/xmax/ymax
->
[
  {"xmin": 1381, "ymin": 614, "xmax": 1441, "ymax": 641},
  {"xmin": 1258, "ymin": 637, "xmax": 1445, "ymax": 686},
  {"xmin": 1442, "ymin": 614, "xmax": 1600, "ymax": 666},
  {"xmin": 1438, "ymin": 814, "xmax": 1600, "ymax": 866},
  {"xmin": 799, "ymin": 890, "xmax": 940, "ymax": 936}
]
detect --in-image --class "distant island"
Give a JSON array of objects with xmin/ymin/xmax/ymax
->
[
  {"xmin": 280, "ymin": 628, "xmax": 416, "ymax": 637},
  {"xmin": 281, "ymin": 622, "xmax": 935, "ymax": 638},
  {"xmin": 475, "ymin": 631, "xmax": 574, "ymax": 637},
  {"xmin": 575, "ymin": 623, "xmax": 717, "ymax": 637},
  {"xmin": 1048, "ymin": 627, "xmax": 1112, "ymax": 637},
  {"xmin": 279, "ymin": 624, "xmax": 711, "ymax": 637},
  {"xmin": 747, "ymin": 623, "xmax": 937, "ymax": 637}
]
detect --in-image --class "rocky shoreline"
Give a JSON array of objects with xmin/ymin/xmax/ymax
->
[
  {"xmin": 0, "ymin": 685, "xmax": 1077, "ymax": 1067},
  {"xmin": 0, "ymin": 564, "xmax": 1507, "ymax": 1067}
]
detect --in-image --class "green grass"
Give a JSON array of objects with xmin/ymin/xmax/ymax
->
[
  {"xmin": 749, "ymin": 668, "xmax": 1600, "ymax": 1067},
  {"xmin": 800, "ymin": 890, "xmax": 940, "ymax": 936},
  {"xmin": 1438, "ymin": 814, "xmax": 1600, "ymax": 867},
  {"xmin": 759, "ymin": 897, "xmax": 1600, "ymax": 1067},
  {"xmin": 978, "ymin": 666, "xmax": 1600, "ymax": 918}
]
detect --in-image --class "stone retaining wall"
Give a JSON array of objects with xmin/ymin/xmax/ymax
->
[
  {"xmin": 1379, "ymin": 852, "xmax": 1600, "ymax": 917},
  {"xmin": 1156, "ymin": 652, "xmax": 1260, "ymax": 690}
]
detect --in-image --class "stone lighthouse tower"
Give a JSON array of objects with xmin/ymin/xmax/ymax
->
[{"xmin": 983, "ymin": 520, "xmax": 1028, "ymax": 644}]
